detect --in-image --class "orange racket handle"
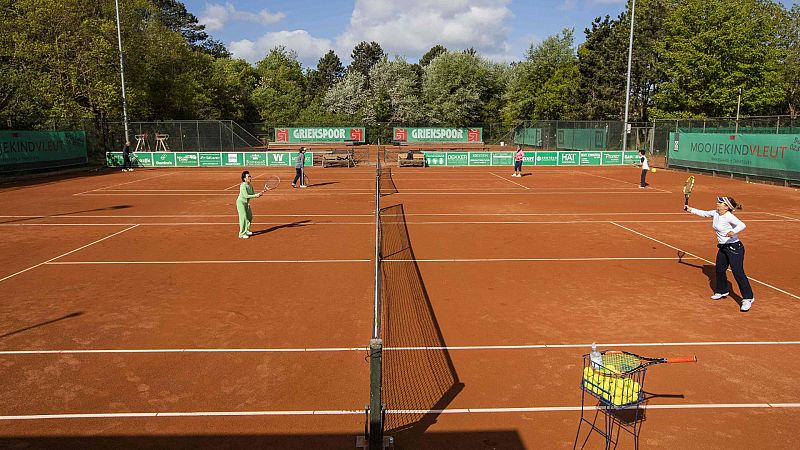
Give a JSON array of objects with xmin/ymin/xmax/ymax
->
[{"xmin": 665, "ymin": 356, "xmax": 697, "ymax": 364}]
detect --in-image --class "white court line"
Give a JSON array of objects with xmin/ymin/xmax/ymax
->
[
  {"xmin": 0, "ymin": 225, "xmax": 138, "ymax": 283},
  {"xmin": 489, "ymin": 172, "xmax": 529, "ymax": 189},
  {"xmin": 764, "ymin": 212, "xmax": 800, "ymax": 222},
  {"xmin": 2, "ymin": 403, "xmax": 800, "ymax": 421},
  {"xmin": 74, "ymin": 172, "xmax": 173, "ymax": 195},
  {"xmin": 611, "ymin": 222, "xmax": 800, "ymax": 300},
  {"xmin": 2, "ymin": 340, "xmax": 798, "ymax": 355},
  {"xmin": 46, "ymin": 259, "xmax": 370, "ymax": 265},
  {"xmin": 576, "ymin": 170, "xmax": 673, "ymax": 194},
  {"xmin": 384, "ymin": 257, "xmax": 701, "ymax": 263},
  {"xmin": 0, "ymin": 219, "xmax": 792, "ymax": 227},
  {"xmin": 73, "ymin": 191, "xmax": 670, "ymax": 196},
  {"xmin": 0, "ymin": 211, "xmax": 778, "ymax": 218}
]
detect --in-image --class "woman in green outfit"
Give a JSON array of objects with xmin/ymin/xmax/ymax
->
[{"xmin": 237, "ymin": 170, "xmax": 262, "ymax": 239}]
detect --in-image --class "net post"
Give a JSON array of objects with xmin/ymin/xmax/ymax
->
[{"xmin": 368, "ymin": 338, "xmax": 383, "ymax": 449}]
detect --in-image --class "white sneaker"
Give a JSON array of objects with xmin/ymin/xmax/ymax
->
[
  {"xmin": 710, "ymin": 292, "xmax": 729, "ymax": 300},
  {"xmin": 245, "ymin": 231, "xmax": 253, "ymax": 236},
  {"xmin": 121, "ymin": 169, "xmax": 127, "ymax": 172},
  {"xmin": 740, "ymin": 298, "xmax": 754, "ymax": 312},
  {"xmin": 129, "ymin": 168, "xmax": 134, "ymax": 171},
  {"xmin": 239, "ymin": 235, "xmax": 249, "ymax": 239},
  {"xmin": 299, "ymin": 185, "xmax": 307, "ymax": 188}
]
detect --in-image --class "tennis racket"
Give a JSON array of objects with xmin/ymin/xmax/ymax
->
[
  {"xmin": 302, "ymin": 171, "xmax": 310, "ymax": 186},
  {"xmin": 601, "ymin": 350, "xmax": 696, "ymax": 373},
  {"xmin": 683, "ymin": 175, "xmax": 695, "ymax": 206},
  {"xmin": 262, "ymin": 175, "xmax": 280, "ymax": 192}
]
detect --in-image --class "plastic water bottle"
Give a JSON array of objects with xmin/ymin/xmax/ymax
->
[{"xmin": 590, "ymin": 342, "xmax": 603, "ymax": 369}]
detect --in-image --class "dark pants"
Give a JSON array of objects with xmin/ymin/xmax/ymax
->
[
  {"xmin": 715, "ymin": 241, "xmax": 754, "ymax": 299},
  {"xmin": 640, "ymin": 169, "xmax": 647, "ymax": 187},
  {"xmin": 123, "ymin": 153, "xmax": 132, "ymax": 170},
  {"xmin": 293, "ymin": 167, "xmax": 303, "ymax": 185}
]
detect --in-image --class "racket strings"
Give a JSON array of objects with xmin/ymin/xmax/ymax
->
[
  {"xmin": 264, "ymin": 176, "xmax": 280, "ymax": 190},
  {"xmin": 600, "ymin": 352, "xmax": 641, "ymax": 373}
]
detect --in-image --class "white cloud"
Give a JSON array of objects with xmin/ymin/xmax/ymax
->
[
  {"xmin": 200, "ymin": 2, "xmax": 285, "ymax": 32},
  {"xmin": 230, "ymin": 30, "xmax": 333, "ymax": 66},
  {"xmin": 335, "ymin": 0, "xmax": 516, "ymax": 63}
]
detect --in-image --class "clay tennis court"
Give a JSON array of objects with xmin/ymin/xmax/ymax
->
[{"xmin": 1, "ymin": 156, "xmax": 799, "ymax": 449}]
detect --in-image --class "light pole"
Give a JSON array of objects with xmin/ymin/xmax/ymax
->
[
  {"xmin": 622, "ymin": 0, "xmax": 636, "ymax": 153},
  {"xmin": 114, "ymin": 0, "xmax": 130, "ymax": 145},
  {"xmin": 735, "ymin": 88, "xmax": 742, "ymax": 134}
]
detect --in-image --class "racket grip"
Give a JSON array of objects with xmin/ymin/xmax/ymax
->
[{"xmin": 666, "ymin": 356, "xmax": 697, "ymax": 364}]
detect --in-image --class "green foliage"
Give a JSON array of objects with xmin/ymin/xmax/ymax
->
[
  {"xmin": 252, "ymin": 46, "xmax": 307, "ymax": 125},
  {"xmin": 348, "ymin": 41, "xmax": 385, "ymax": 87},
  {"xmin": 781, "ymin": 4, "xmax": 800, "ymax": 117},
  {"xmin": 577, "ymin": 15, "xmax": 627, "ymax": 119},
  {"xmin": 421, "ymin": 52, "xmax": 500, "ymax": 126},
  {"xmin": 364, "ymin": 57, "xmax": 424, "ymax": 124},
  {"xmin": 652, "ymin": 0, "xmax": 785, "ymax": 118},
  {"xmin": 306, "ymin": 50, "xmax": 345, "ymax": 98},
  {"xmin": 420, "ymin": 45, "xmax": 447, "ymax": 67}
]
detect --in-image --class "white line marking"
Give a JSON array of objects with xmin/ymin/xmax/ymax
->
[
  {"xmin": 2, "ymin": 403, "xmax": 800, "ymax": 421},
  {"xmin": 0, "ymin": 211, "xmax": 779, "ymax": 218},
  {"xmin": 0, "ymin": 225, "xmax": 139, "ymax": 283},
  {"xmin": 74, "ymin": 172, "xmax": 172, "ymax": 195},
  {"xmin": 2, "ymin": 340, "xmax": 798, "ymax": 355},
  {"xmin": 46, "ymin": 259, "xmax": 371, "ymax": 265},
  {"xmin": 611, "ymin": 222, "xmax": 800, "ymax": 300},
  {"xmin": 490, "ymin": 172, "xmax": 529, "ymax": 189},
  {"xmin": 0, "ymin": 219, "xmax": 791, "ymax": 227},
  {"xmin": 764, "ymin": 212, "xmax": 800, "ymax": 222},
  {"xmin": 384, "ymin": 257, "xmax": 701, "ymax": 263}
]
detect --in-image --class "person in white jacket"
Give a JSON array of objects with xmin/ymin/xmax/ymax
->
[{"xmin": 684, "ymin": 196, "xmax": 755, "ymax": 312}]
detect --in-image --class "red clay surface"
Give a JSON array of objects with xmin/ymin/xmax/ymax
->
[{"xmin": 1, "ymin": 159, "xmax": 799, "ymax": 449}]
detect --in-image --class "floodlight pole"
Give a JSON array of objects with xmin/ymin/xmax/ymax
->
[
  {"xmin": 115, "ymin": 0, "xmax": 130, "ymax": 145},
  {"xmin": 622, "ymin": 0, "xmax": 636, "ymax": 153},
  {"xmin": 735, "ymin": 88, "xmax": 742, "ymax": 134}
]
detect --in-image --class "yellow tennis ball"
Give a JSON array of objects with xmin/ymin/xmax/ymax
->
[{"xmin": 651, "ymin": 168, "xmax": 657, "ymax": 173}]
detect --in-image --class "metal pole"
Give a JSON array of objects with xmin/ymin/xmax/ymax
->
[
  {"xmin": 114, "ymin": 0, "xmax": 130, "ymax": 144},
  {"xmin": 622, "ymin": 0, "xmax": 636, "ymax": 152},
  {"xmin": 735, "ymin": 88, "xmax": 742, "ymax": 134},
  {"xmin": 369, "ymin": 137, "xmax": 383, "ymax": 449}
]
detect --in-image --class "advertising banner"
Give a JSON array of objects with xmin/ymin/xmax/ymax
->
[
  {"xmin": 0, "ymin": 130, "xmax": 87, "ymax": 171},
  {"xmin": 275, "ymin": 127, "xmax": 365, "ymax": 143},
  {"xmin": 393, "ymin": 127, "xmax": 483, "ymax": 143}
]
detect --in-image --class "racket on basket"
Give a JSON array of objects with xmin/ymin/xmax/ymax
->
[
  {"xmin": 262, "ymin": 175, "xmax": 280, "ymax": 192},
  {"xmin": 601, "ymin": 350, "xmax": 696, "ymax": 373},
  {"xmin": 683, "ymin": 176, "xmax": 695, "ymax": 206}
]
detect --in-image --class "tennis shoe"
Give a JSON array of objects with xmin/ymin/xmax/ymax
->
[
  {"xmin": 239, "ymin": 235, "xmax": 249, "ymax": 239},
  {"xmin": 291, "ymin": 183, "xmax": 296, "ymax": 188},
  {"xmin": 300, "ymin": 185, "xmax": 307, "ymax": 188},
  {"xmin": 245, "ymin": 231, "xmax": 253, "ymax": 236},
  {"xmin": 710, "ymin": 292, "xmax": 729, "ymax": 300},
  {"xmin": 740, "ymin": 298, "xmax": 754, "ymax": 312}
]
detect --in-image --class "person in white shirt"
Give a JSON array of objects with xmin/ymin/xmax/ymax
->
[
  {"xmin": 684, "ymin": 196, "xmax": 755, "ymax": 312},
  {"xmin": 638, "ymin": 150, "xmax": 649, "ymax": 188}
]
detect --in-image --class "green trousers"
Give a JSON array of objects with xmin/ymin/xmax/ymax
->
[{"xmin": 236, "ymin": 200, "xmax": 252, "ymax": 237}]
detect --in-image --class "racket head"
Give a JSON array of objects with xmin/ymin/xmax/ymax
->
[
  {"xmin": 683, "ymin": 176, "xmax": 695, "ymax": 195},
  {"xmin": 683, "ymin": 176, "xmax": 694, "ymax": 205},
  {"xmin": 263, "ymin": 175, "xmax": 280, "ymax": 191}
]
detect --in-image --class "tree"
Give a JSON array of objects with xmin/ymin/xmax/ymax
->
[
  {"xmin": 652, "ymin": 0, "xmax": 785, "ymax": 117},
  {"xmin": 323, "ymin": 70, "xmax": 369, "ymax": 120},
  {"xmin": 251, "ymin": 46, "xmax": 307, "ymax": 125},
  {"xmin": 306, "ymin": 50, "xmax": 344, "ymax": 98},
  {"xmin": 421, "ymin": 52, "xmax": 498, "ymax": 125},
  {"xmin": 363, "ymin": 56, "xmax": 424, "ymax": 124},
  {"xmin": 348, "ymin": 41, "xmax": 385, "ymax": 87},
  {"xmin": 203, "ymin": 58, "xmax": 259, "ymax": 121},
  {"xmin": 420, "ymin": 45, "xmax": 447, "ymax": 67},
  {"xmin": 577, "ymin": 15, "xmax": 628, "ymax": 119},
  {"xmin": 780, "ymin": 4, "xmax": 800, "ymax": 117},
  {"xmin": 152, "ymin": 0, "xmax": 208, "ymax": 46}
]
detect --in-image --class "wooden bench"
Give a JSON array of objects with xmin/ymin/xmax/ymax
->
[
  {"xmin": 322, "ymin": 151, "xmax": 354, "ymax": 167},
  {"xmin": 398, "ymin": 152, "xmax": 426, "ymax": 167}
]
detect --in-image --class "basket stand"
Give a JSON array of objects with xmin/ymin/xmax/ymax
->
[{"xmin": 573, "ymin": 353, "xmax": 647, "ymax": 449}]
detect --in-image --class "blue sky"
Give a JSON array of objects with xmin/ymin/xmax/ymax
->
[{"xmin": 181, "ymin": 0, "xmax": 795, "ymax": 69}]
